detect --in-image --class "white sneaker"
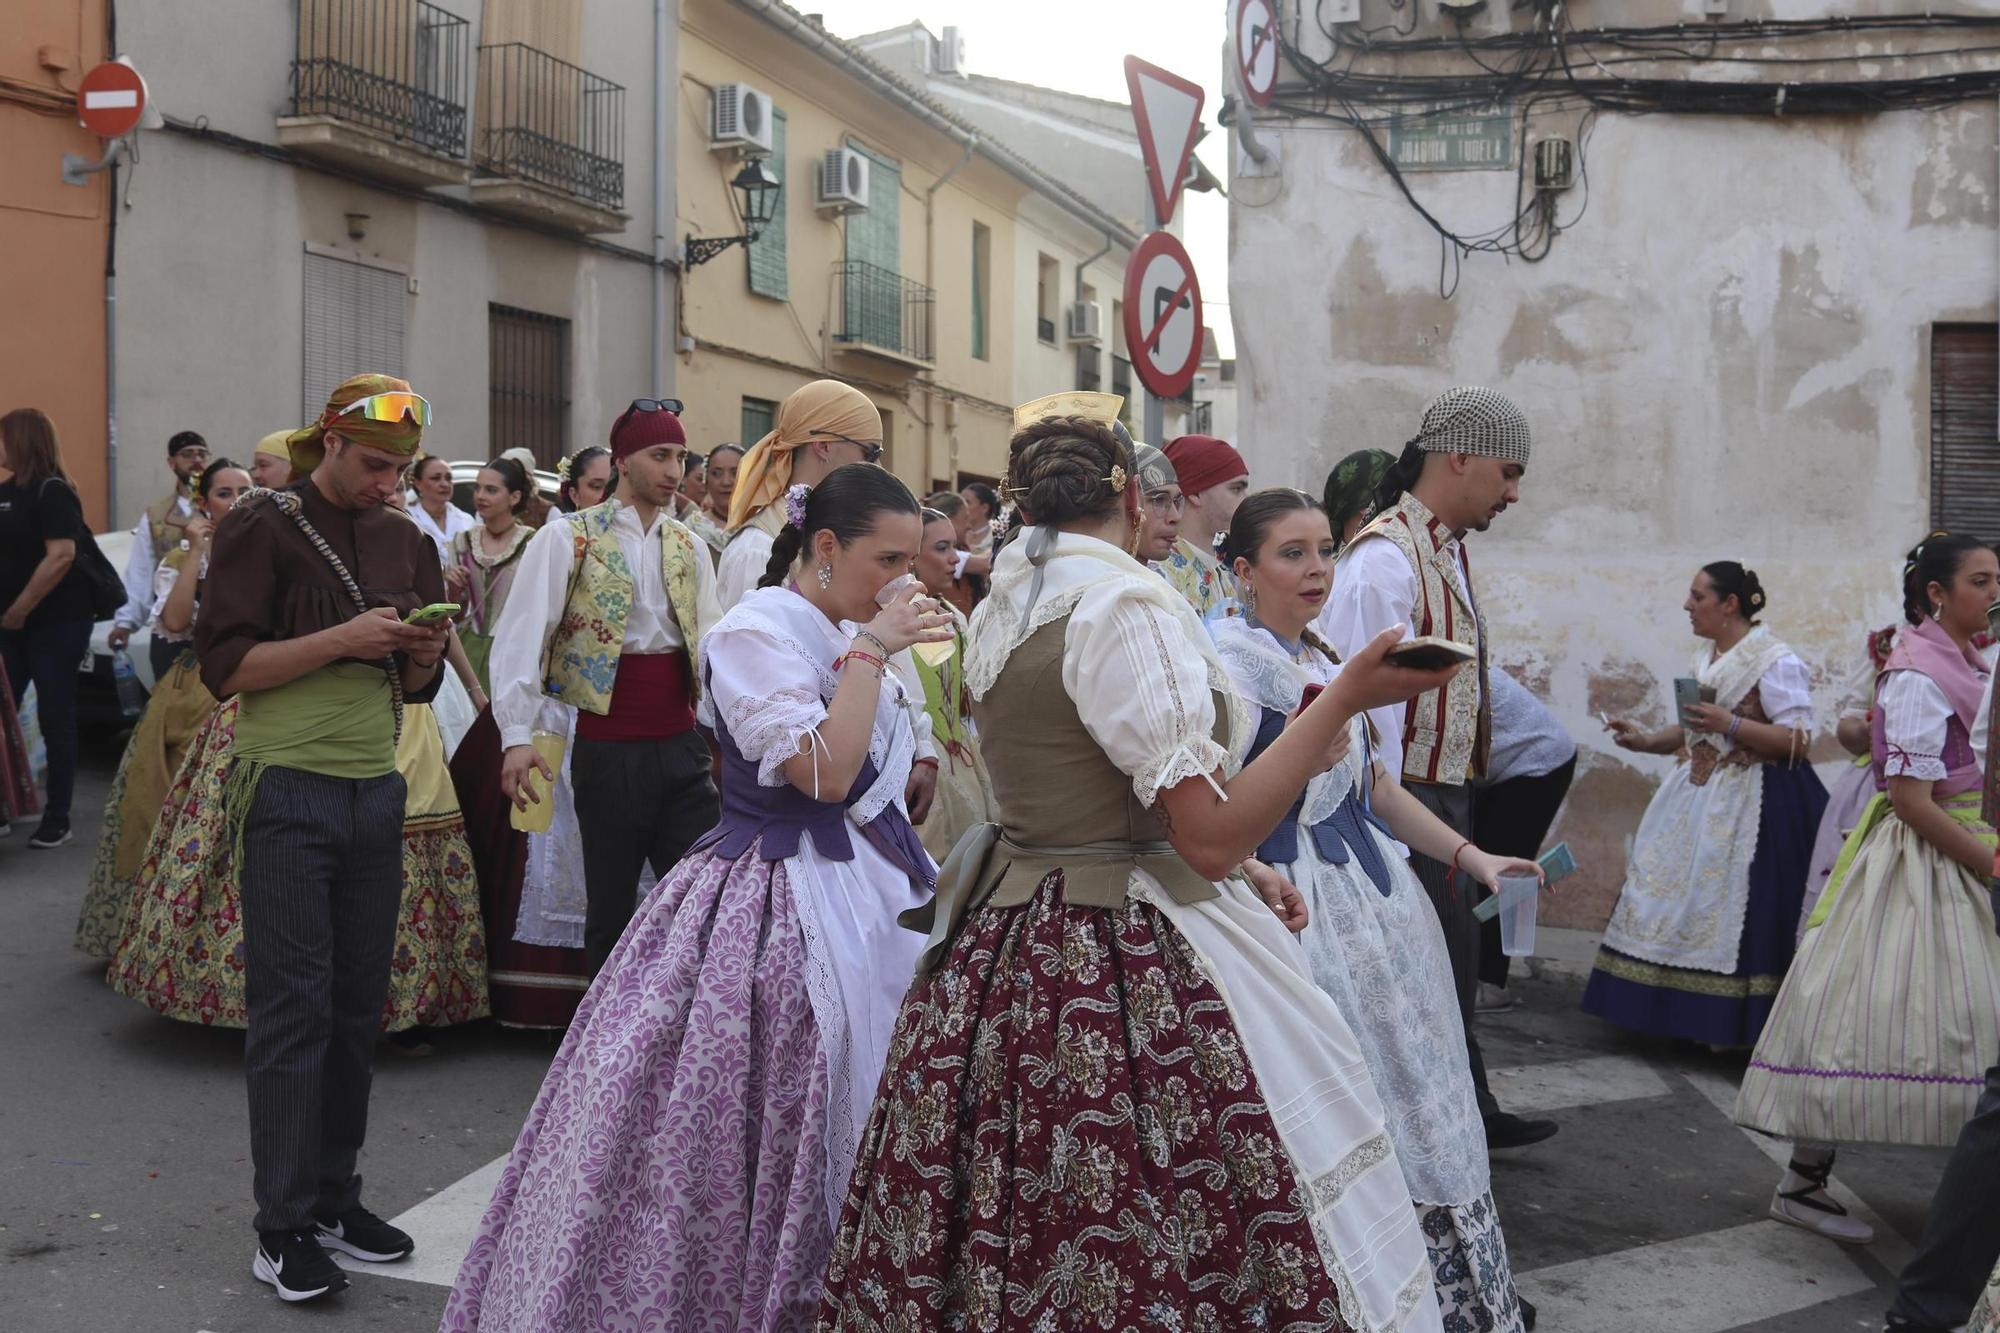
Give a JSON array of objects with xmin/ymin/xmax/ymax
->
[
  {"xmin": 1476, "ymin": 982, "xmax": 1517, "ymax": 1014},
  {"xmin": 1770, "ymin": 1156, "xmax": 1874, "ymax": 1245}
]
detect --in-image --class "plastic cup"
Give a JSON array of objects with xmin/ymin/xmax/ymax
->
[
  {"xmin": 875, "ymin": 572, "xmax": 918, "ymax": 607},
  {"xmin": 1495, "ymin": 871, "xmax": 1540, "ymax": 958},
  {"xmin": 508, "ymin": 731, "xmax": 565, "ymax": 834}
]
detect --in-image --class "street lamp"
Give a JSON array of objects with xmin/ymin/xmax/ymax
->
[{"xmin": 684, "ymin": 159, "xmax": 781, "ymax": 268}]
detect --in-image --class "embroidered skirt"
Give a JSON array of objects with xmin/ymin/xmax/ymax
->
[
  {"xmin": 1797, "ymin": 755, "xmax": 1874, "ymax": 942},
  {"xmin": 819, "ymin": 871, "xmax": 1443, "ymax": 1333},
  {"xmin": 442, "ymin": 847, "xmax": 844, "ymax": 1333},
  {"xmin": 1583, "ymin": 763, "xmax": 1827, "ymax": 1047},
  {"xmin": 448, "ymin": 709, "xmax": 590, "ymax": 1029},
  {"xmin": 1971, "ymin": 1256, "xmax": 2000, "ymax": 1333},
  {"xmin": 105, "ymin": 702, "xmax": 489, "ymax": 1032},
  {"xmin": 1736, "ymin": 794, "xmax": 2000, "ymax": 1147},
  {"xmin": 76, "ymin": 654, "xmax": 217, "ymax": 956}
]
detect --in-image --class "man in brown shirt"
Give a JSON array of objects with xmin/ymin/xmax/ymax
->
[{"xmin": 195, "ymin": 373, "xmax": 448, "ymax": 1304}]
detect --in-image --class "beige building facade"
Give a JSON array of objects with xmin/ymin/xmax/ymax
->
[{"xmin": 1228, "ymin": 0, "xmax": 2000, "ymax": 925}]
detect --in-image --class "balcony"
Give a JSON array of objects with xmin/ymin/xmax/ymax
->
[
  {"xmin": 1076, "ymin": 345, "xmax": 1101, "ymax": 392},
  {"xmin": 470, "ymin": 43, "xmax": 627, "ymax": 234},
  {"xmin": 832, "ymin": 261, "xmax": 936, "ymax": 371},
  {"xmin": 279, "ymin": 0, "xmax": 471, "ymax": 188}
]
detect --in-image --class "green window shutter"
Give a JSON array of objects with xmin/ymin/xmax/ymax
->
[
  {"xmin": 741, "ymin": 396, "xmax": 778, "ymax": 445},
  {"xmin": 844, "ymin": 143, "xmax": 902, "ymax": 348},
  {"xmin": 971, "ymin": 222, "xmax": 990, "ymax": 361},
  {"xmin": 747, "ymin": 112, "xmax": 788, "ymax": 300}
]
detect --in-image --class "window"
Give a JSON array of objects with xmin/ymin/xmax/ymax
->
[
  {"xmin": 1076, "ymin": 345, "xmax": 1100, "ymax": 392},
  {"xmin": 301, "ymin": 250, "xmax": 406, "ymax": 424},
  {"xmin": 844, "ymin": 143, "xmax": 903, "ymax": 348},
  {"xmin": 1037, "ymin": 253, "xmax": 1060, "ymax": 344},
  {"xmin": 971, "ymin": 222, "xmax": 991, "ymax": 361},
  {"xmin": 1931, "ymin": 324, "xmax": 2000, "ymax": 536},
  {"xmin": 742, "ymin": 395, "xmax": 778, "ymax": 446},
  {"xmin": 747, "ymin": 111, "xmax": 787, "ymax": 299},
  {"xmin": 488, "ymin": 304, "xmax": 570, "ymax": 466}
]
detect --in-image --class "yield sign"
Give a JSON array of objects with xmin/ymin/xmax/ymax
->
[
  {"xmin": 1123, "ymin": 56, "xmax": 1204, "ymax": 228},
  {"xmin": 1122, "ymin": 231, "xmax": 1204, "ymax": 401},
  {"xmin": 1236, "ymin": 0, "xmax": 1279, "ymax": 108},
  {"xmin": 76, "ymin": 60, "xmax": 146, "ymax": 138}
]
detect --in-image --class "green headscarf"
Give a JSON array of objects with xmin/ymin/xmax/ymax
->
[
  {"xmin": 1323, "ymin": 448, "xmax": 1395, "ymax": 541},
  {"xmin": 286, "ymin": 372, "xmax": 426, "ymax": 473}
]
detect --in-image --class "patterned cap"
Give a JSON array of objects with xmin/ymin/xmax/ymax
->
[
  {"xmin": 1410, "ymin": 387, "xmax": 1531, "ymax": 466},
  {"xmin": 1133, "ymin": 442, "xmax": 1177, "ymax": 492}
]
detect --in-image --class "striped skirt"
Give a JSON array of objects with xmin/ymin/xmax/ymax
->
[{"xmin": 1736, "ymin": 793, "xmax": 2000, "ymax": 1147}]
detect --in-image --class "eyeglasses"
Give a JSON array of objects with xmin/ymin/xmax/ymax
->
[
  {"xmin": 811, "ymin": 431, "xmax": 884, "ymax": 465},
  {"xmin": 1144, "ymin": 490, "xmax": 1186, "ymax": 514},
  {"xmin": 171, "ymin": 446, "xmax": 211, "ymax": 461},
  {"xmin": 335, "ymin": 391, "xmax": 431, "ymax": 427}
]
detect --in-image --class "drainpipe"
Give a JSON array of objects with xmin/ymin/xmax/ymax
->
[
  {"xmin": 104, "ymin": 1, "xmax": 120, "ymax": 525},
  {"xmin": 925, "ymin": 137, "xmax": 977, "ymax": 485},
  {"xmin": 652, "ymin": 0, "xmax": 670, "ymax": 396},
  {"xmin": 1075, "ymin": 229, "xmax": 1113, "ymax": 302}
]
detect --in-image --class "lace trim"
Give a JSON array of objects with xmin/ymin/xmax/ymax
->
[
  {"xmin": 723, "ymin": 686, "xmax": 829, "ymax": 788},
  {"xmin": 1132, "ymin": 738, "xmax": 1231, "ymax": 809}
]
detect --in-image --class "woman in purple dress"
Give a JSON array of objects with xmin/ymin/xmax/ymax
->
[{"xmin": 441, "ymin": 464, "xmax": 951, "ymax": 1331}]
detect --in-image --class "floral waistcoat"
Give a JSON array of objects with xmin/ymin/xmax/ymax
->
[{"xmin": 543, "ymin": 504, "xmax": 705, "ymax": 716}]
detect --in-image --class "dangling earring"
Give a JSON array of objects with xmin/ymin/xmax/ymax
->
[
  {"xmin": 817, "ymin": 561, "xmax": 833, "ymax": 591},
  {"xmin": 1240, "ymin": 582, "xmax": 1257, "ymax": 615},
  {"xmin": 1932, "ymin": 603, "xmax": 1945, "ymax": 623}
]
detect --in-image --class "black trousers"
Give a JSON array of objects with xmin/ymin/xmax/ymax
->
[
  {"xmin": 148, "ymin": 632, "xmax": 184, "ymax": 685},
  {"xmin": 1404, "ymin": 779, "xmax": 1500, "ymax": 1117},
  {"xmin": 239, "ymin": 764, "xmax": 405, "ymax": 1234},
  {"xmin": 1472, "ymin": 755, "xmax": 1577, "ymax": 988},
  {"xmin": 571, "ymin": 730, "xmax": 720, "ymax": 975},
  {"xmin": 1889, "ymin": 1062, "xmax": 2000, "ymax": 1328}
]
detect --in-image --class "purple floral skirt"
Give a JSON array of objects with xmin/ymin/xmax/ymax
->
[{"xmin": 440, "ymin": 845, "xmax": 835, "ymax": 1332}]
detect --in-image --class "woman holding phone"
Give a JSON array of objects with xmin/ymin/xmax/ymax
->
[
  {"xmin": 1585, "ymin": 562, "xmax": 1825, "ymax": 1054},
  {"xmin": 1214, "ymin": 488, "xmax": 1537, "ymax": 1331}
]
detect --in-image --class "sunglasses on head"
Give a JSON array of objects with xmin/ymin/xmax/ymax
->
[
  {"xmin": 335, "ymin": 391, "xmax": 432, "ymax": 427},
  {"xmin": 625, "ymin": 398, "xmax": 684, "ymax": 416},
  {"xmin": 810, "ymin": 431, "xmax": 884, "ymax": 465}
]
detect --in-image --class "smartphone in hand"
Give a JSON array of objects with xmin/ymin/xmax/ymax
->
[{"xmin": 403, "ymin": 602, "xmax": 461, "ymax": 625}]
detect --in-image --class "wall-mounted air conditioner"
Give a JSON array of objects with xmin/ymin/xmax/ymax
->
[
  {"xmin": 710, "ymin": 83, "xmax": 774, "ymax": 155},
  {"xmin": 817, "ymin": 148, "xmax": 871, "ymax": 214},
  {"xmin": 935, "ymin": 26, "xmax": 965, "ymax": 76},
  {"xmin": 1065, "ymin": 301, "xmax": 1104, "ymax": 345}
]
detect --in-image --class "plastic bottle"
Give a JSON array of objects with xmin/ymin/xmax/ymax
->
[{"xmin": 111, "ymin": 648, "xmax": 147, "ymax": 719}]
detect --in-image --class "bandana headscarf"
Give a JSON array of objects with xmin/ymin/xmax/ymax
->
[
  {"xmin": 1134, "ymin": 442, "xmax": 1177, "ymax": 493},
  {"xmin": 286, "ymin": 372, "xmax": 425, "ymax": 472},
  {"xmin": 727, "ymin": 380, "xmax": 881, "ymax": 531},
  {"xmin": 254, "ymin": 430, "xmax": 294, "ymax": 464},
  {"xmin": 1410, "ymin": 386, "xmax": 1532, "ymax": 465},
  {"xmin": 1163, "ymin": 434, "xmax": 1247, "ymax": 497},
  {"xmin": 1323, "ymin": 448, "xmax": 1394, "ymax": 535}
]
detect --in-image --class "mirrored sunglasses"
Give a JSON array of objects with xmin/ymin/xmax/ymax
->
[{"xmin": 335, "ymin": 391, "xmax": 431, "ymax": 427}]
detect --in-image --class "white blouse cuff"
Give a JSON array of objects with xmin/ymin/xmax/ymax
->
[{"xmin": 1132, "ymin": 736, "xmax": 1231, "ymax": 809}]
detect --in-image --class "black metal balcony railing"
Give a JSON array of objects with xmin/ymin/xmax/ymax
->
[
  {"xmin": 291, "ymin": 0, "xmax": 469, "ymax": 157},
  {"xmin": 1038, "ymin": 316, "xmax": 1057, "ymax": 344},
  {"xmin": 834, "ymin": 261, "xmax": 935, "ymax": 365},
  {"xmin": 475, "ymin": 43, "xmax": 625, "ymax": 210},
  {"xmin": 1111, "ymin": 355, "xmax": 1133, "ymax": 400},
  {"xmin": 1077, "ymin": 345, "xmax": 1101, "ymax": 392},
  {"xmin": 1188, "ymin": 400, "xmax": 1214, "ymax": 435}
]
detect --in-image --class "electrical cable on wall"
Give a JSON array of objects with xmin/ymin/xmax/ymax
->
[{"xmin": 1243, "ymin": 6, "xmax": 2000, "ymax": 294}]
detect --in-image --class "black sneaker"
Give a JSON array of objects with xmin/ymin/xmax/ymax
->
[
  {"xmin": 252, "ymin": 1230, "xmax": 349, "ymax": 1302},
  {"xmin": 315, "ymin": 1205, "xmax": 414, "ymax": 1263},
  {"xmin": 25, "ymin": 817, "xmax": 71, "ymax": 849},
  {"xmin": 1484, "ymin": 1111, "xmax": 1559, "ymax": 1151}
]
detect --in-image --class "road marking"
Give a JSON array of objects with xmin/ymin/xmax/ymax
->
[
  {"xmin": 1514, "ymin": 1219, "xmax": 1876, "ymax": 1332},
  {"xmin": 1488, "ymin": 1054, "xmax": 1672, "ymax": 1114},
  {"xmin": 334, "ymin": 1153, "xmax": 507, "ymax": 1288},
  {"xmin": 1680, "ymin": 1065, "xmax": 1914, "ymax": 1275}
]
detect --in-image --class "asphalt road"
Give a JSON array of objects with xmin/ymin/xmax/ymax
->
[{"xmin": 1, "ymin": 736, "xmax": 1960, "ymax": 1332}]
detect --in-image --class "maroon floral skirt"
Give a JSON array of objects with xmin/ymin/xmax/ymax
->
[{"xmin": 818, "ymin": 871, "xmax": 1355, "ymax": 1333}]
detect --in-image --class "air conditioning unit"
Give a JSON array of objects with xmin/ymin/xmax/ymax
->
[
  {"xmin": 710, "ymin": 83, "xmax": 774, "ymax": 155},
  {"xmin": 817, "ymin": 148, "xmax": 871, "ymax": 214},
  {"xmin": 1064, "ymin": 301, "xmax": 1104, "ymax": 345},
  {"xmin": 934, "ymin": 26, "xmax": 965, "ymax": 76}
]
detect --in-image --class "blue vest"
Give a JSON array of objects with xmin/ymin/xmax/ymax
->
[{"xmin": 1249, "ymin": 706, "xmax": 1398, "ymax": 898}]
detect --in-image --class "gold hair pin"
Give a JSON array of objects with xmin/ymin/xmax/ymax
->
[{"xmin": 1105, "ymin": 465, "xmax": 1127, "ymax": 493}]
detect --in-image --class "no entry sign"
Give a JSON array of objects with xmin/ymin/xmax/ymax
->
[
  {"xmin": 1236, "ymin": 0, "xmax": 1279, "ymax": 108},
  {"xmin": 76, "ymin": 60, "xmax": 146, "ymax": 139},
  {"xmin": 1122, "ymin": 231, "xmax": 1204, "ymax": 402}
]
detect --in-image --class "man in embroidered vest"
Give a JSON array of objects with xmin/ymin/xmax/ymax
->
[
  {"xmin": 111, "ymin": 428, "xmax": 210, "ymax": 680},
  {"xmin": 1160, "ymin": 433, "xmax": 1250, "ymax": 621},
  {"xmin": 490, "ymin": 401, "xmax": 722, "ymax": 975},
  {"xmin": 195, "ymin": 373, "xmax": 447, "ymax": 1303},
  {"xmin": 1321, "ymin": 385, "xmax": 1559, "ymax": 1155}
]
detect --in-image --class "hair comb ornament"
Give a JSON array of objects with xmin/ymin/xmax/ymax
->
[
  {"xmin": 1105, "ymin": 465, "xmax": 1127, "ymax": 494},
  {"xmin": 784, "ymin": 483, "xmax": 812, "ymax": 530},
  {"xmin": 555, "ymin": 455, "xmax": 573, "ymax": 482}
]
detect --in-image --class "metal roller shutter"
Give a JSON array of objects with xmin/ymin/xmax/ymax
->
[
  {"xmin": 1930, "ymin": 323, "xmax": 2000, "ymax": 542},
  {"xmin": 302, "ymin": 251, "xmax": 408, "ymax": 422}
]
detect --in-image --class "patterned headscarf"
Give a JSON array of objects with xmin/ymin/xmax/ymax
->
[
  {"xmin": 1409, "ymin": 386, "xmax": 1532, "ymax": 465},
  {"xmin": 1323, "ymin": 448, "xmax": 1394, "ymax": 535},
  {"xmin": 1134, "ymin": 442, "xmax": 1178, "ymax": 493},
  {"xmin": 285, "ymin": 372, "xmax": 425, "ymax": 472},
  {"xmin": 728, "ymin": 380, "xmax": 882, "ymax": 531}
]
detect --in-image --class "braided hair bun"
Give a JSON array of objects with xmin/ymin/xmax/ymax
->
[
  {"xmin": 1005, "ymin": 415, "xmax": 1131, "ymax": 527},
  {"xmin": 1700, "ymin": 561, "xmax": 1767, "ymax": 624}
]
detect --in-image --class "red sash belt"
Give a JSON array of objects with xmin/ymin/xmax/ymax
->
[{"xmin": 574, "ymin": 651, "xmax": 695, "ymax": 743}]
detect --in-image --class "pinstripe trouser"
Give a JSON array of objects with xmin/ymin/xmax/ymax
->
[
  {"xmin": 239, "ymin": 764, "xmax": 406, "ymax": 1234},
  {"xmin": 1404, "ymin": 779, "xmax": 1502, "ymax": 1119},
  {"xmin": 1890, "ymin": 1062, "xmax": 2000, "ymax": 1328}
]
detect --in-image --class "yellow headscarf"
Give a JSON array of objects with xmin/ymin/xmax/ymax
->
[
  {"xmin": 254, "ymin": 430, "xmax": 294, "ymax": 464},
  {"xmin": 727, "ymin": 380, "xmax": 883, "ymax": 531}
]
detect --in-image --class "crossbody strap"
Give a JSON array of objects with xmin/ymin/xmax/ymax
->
[{"xmin": 262, "ymin": 488, "xmax": 404, "ymax": 743}]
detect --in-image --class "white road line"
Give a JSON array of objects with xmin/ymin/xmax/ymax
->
[
  {"xmin": 1487, "ymin": 1053, "xmax": 1672, "ymax": 1114},
  {"xmin": 1514, "ymin": 1219, "xmax": 1877, "ymax": 1332},
  {"xmin": 334, "ymin": 1153, "xmax": 508, "ymax": 1288},
  {"xmin": 1680, "ymin": 1065, "xmax": 1915, "ymax": 1276}
]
